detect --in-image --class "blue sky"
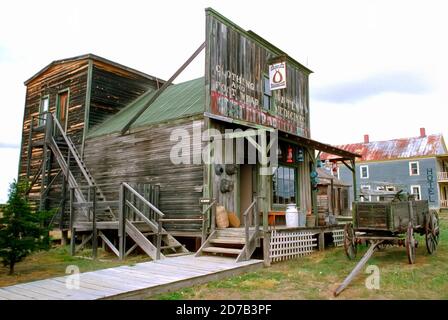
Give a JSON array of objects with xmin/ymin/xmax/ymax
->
[{"xmin": 0, "ymin": 0, "xmax": 447, "ymax": 202}]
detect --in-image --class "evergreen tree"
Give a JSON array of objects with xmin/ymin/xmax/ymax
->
[{"xmin": 0, "ymin": 180, "xmax": 52, "ymax": 274}]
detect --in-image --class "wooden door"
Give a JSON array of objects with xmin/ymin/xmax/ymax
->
[
  {"xmin": 240, "ymin": 164, "xmax": 254, "ymax": 221},
  {"xmin": 57, "ymin": 91, "xmax": 69, "ymax": 131}
]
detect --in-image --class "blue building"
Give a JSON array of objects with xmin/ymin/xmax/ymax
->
[{"xmin": 321, "ymin": 128, "xmax": 448, "ymax": 211}]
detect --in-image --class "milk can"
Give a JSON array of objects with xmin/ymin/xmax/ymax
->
[{"xmin": 286, "ymin": 204, "xmax": 299, "ymax": 228}]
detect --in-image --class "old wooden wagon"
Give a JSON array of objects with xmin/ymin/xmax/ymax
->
[{"xmin": 334, "ymin": 194, "xmax": 440, "ymax": 295}]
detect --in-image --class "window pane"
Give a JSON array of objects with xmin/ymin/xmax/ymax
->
[
  {"xmin": 263, "ymin": 94, "xmax": 271, "ymax": 109},
  {"xmin": 42, "ymin": 98, "xmax": 49, "ymax": 112},
  {"xmin": 273, "ymin": 166, "xmax": 296, "ymax": 205},
  {"xmin": 263, "ymin": 77, "xmax": 271, "ymax": 95}
]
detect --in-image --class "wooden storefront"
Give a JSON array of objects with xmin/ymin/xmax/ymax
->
[{"xmin": 16, "ymin": 8, "xmax": 359, "ymax": 264}]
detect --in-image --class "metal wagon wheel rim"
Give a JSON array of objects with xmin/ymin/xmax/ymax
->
[
  {"xmin": 406, "ymin": 222, "xmax": 416, "ymax": 264},
  {"xmin": 425, "ymin": 212, "xmax": 439, "ymax": 254},
  {"xmin": 344, "ymin": 222, "xmax": 357, "ymax": 260}
]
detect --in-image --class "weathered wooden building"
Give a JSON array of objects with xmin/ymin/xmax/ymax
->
[{"xmin": 18, "ymin": 8, "xmax": 358, "ymax": 264}]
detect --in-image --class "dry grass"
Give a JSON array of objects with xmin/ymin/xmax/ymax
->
[{"xmin": 154, "ymin": 213, "xmax": 448, "ymax": 300}]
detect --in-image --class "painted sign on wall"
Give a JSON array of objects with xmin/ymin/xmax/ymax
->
[
  {"xmin": 205, "ymin": 9, "xmax": 311, "ymax": 138},
  {"xmin": 269, "ymin": 62, "xmax": 287, "ymax": 90}
]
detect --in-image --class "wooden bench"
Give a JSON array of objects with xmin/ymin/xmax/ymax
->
[{"xmin": 268, "ymin": 211, "xmax": 286, "ymax": 227}]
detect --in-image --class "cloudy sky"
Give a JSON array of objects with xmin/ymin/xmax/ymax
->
[{"xmin": 1, "ymin": 0, "xmax": 447, "ymax": 202}]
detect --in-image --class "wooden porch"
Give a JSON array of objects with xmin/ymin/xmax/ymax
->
[{"xmin": 0, "ymin": 255, "xmax": 262, "ymax": 300}]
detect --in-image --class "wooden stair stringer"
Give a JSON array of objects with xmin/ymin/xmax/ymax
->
[{"xmin": 125, "ymin": 220, "xmax": 166, "ymax": 260}]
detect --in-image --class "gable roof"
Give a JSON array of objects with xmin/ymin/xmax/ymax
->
[
  {"xmin": 320, "ymin": 134, "xmax": 447, "ymax": 162},
  {"xmin": 87, "ymin": 77, "xmax": 205, "ymax": 138},
  {"xmin": 24, "ymin": 53, "xmax": 163, "ymax": 85}
]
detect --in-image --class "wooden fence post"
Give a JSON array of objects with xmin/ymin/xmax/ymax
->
[
  {"xmin": 69, "ymin": 187, "xmax": 76, "ymax": 256},
  {"xmin": 92, "ymin": 186, "xmax": 97, "ymax": 259},
  {"xmin": 118, "ymin": 183, "xmax": 125, "ymax": 260}
]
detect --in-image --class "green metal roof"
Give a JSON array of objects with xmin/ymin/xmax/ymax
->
[{"xmin": 87, "ymin": 77, "xmax": 205, "ymax": 138}]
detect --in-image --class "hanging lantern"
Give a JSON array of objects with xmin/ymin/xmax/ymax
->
[{"xmin": 287, "ymin": 145, "xmax": 293, "ymax": 163}]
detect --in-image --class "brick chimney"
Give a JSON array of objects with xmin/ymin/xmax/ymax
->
[
  {"xmin": 363, "ymin": 134, "xmax": 370, "ymax": 143},
  {"xmin": 420, "ymin": 127, "xmax": 426, "ymax": 137}
]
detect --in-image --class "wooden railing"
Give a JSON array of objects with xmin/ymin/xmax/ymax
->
[
  {"xmin": 200, "ymin": 199, "xmax": 217, "ymax": 244},
  {"xmin": 441, "ymin": 199, "xmax": 448, "ymax": 208},
  {"xmin": 437, "ymin": 172, "xmax": 448, "ymax": 181},
  {"xmin": 241, "ymin": 196, "xmax": 260, "ymax": 261},
  {"xmin": 120, "ymin": 182, "xmax": 165, "ymax": 259},
  {"xmin": 69, "ymin": 185, "xmax": 120, "ymax": 258}
]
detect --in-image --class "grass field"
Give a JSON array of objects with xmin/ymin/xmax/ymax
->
[
  {"xmin": 154, "ymin": 213, "xmax": 448, "ymax": 300},
  {"xmin": 1, "ymin": 215, "xmax": 446, "ymax": 299},
  {"xmin": 0, "ymin": 246, "xmax": 150, "ymax": 288}
]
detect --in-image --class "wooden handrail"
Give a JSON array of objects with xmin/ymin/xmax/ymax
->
[
  {"xmin": 437, "ymin": 172, "xmax": 448, "ymax": 181},
  {"xmin": 122, "ymin": 182, "xmax": 164, "ymax": 217},
  {"xmin": 201, "ymin": 199, "xmax": 217, "ymax": 244},
  {"xmin": 120, "ymin": 182, "xmax": 165, "ymax": 260},
  {"xmin": 243, "ymin": 198, "xmax": 258, "ymax": 260}
]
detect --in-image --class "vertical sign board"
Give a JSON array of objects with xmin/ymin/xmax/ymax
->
[
  {"xmin": 205, "ymin": 9, "xmax": 311, "ymax": 138},
  {"xmin": 269, "ymin": 62, "xmax": 287, "ymax": 91}
]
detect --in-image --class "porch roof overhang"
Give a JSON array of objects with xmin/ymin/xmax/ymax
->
[
  {"xmin": 282, "ymin": 133, "xmax": 361, "ymax": 161},
  {"xmin": 204, "ymin": 112, "xmax": 361, "ymax": 160}
]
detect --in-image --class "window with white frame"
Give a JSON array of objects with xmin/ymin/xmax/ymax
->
[
  {"xmin": 410, "ymin": 185, "xmax": 421, "ymax": 200},
  {"xmin": 409, "ymin": 161, "xmax": 420, "ymax": 176},
  {"xmin": 38, "ymin": 96, "xmax": 49, "ymax": 126},
  {"xmin": 360, "ymin": 185, "xmax": 371, "ymax": 202},
  {"xmin": 376, "ymin": 186, "xmax": 395, "ymax": 201},
  {"xmin": 360, "ymin": 165, "xmax": 369, "ymax": 179}
]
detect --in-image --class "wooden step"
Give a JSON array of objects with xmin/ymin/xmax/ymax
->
[
  {"xmin": 164, "ymin": 252, "xmax": 191, "ymax": 257},
  {"xmin": 159, "ymin": 218, "xmax": 203, "ymax": 223},
  {"xmin": 202, "ymin": 247, "xmax": 242, "ymax": 255},
  {"xmin": 210, "ymin": 238, "xmax": 245, "ymax": 245},
  {"xmin": 161, "ymin": 244, "xmax": 183, "ymax": 250}
]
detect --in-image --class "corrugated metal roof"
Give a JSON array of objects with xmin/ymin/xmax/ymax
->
[
  {"xmin": 87, "ymin": 77, "xmax": 205, "ymax": 138},
  {"xmin": 320, "ymin": 134, "xmax": 447, "ymax": 162}
]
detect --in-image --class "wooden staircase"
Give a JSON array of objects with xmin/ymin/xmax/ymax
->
[
  {"xmin": 196, "ymin": 228, "xmax": 259, "ymax": 262},
  {"xmin": 195, "ymin": 198, "xmax": 261, "ymax": 262},
  {"xmin": 27, "ymin": 112, "xmax": 190, "ymax": 261}
]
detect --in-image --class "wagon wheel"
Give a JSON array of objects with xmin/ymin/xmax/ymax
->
[
  {"xmin": 425, "ymin": 211, "xmax": 440, "ymax": 254},
  {"xmin": 405, "ymin": 222, "xmax": 416, "ymax": 264},
  {"xmin": 344, "ymin": 223, "xmax": 357, "ymax": 260}
]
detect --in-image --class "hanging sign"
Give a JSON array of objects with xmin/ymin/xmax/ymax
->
[{"xmin": 269, "ymin": 62, "xmax": 287, "ymax": 90}]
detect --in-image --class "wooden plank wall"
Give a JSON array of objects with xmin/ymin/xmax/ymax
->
[
  {"xmin": 83, "ymin": 116, "xmax": 205, "ymax": 232},
  {"xmin": 88, "ymin": 61, "xmax": 159, "ymax": 130},
  {"xmin": 18, "ymin": 60, "xmax": 90, "ymax": 202},
  {"xmin": 205, "ymin": 10, "xmax": 311, "ymax": 138}
]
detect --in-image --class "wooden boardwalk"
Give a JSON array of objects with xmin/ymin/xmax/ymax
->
[{"xmin": 0, "ymin": 255, "xmax": 263, "ymax": 300}]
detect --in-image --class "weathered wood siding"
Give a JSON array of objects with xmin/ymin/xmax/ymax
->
[
  {"xmin": 88, "ymin": 61, "xmax": 159, "ymax": 130},
  {"xmin": 83, "ymin": 116, "xmax": 205, "ymax": 231},
  {"xmin": 18, "ymin": 60, "xmax": 89, "ymax": 201},
  {"xmin": 205, "ymin": 9, "xmax": 311, "ymax": 138}
]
